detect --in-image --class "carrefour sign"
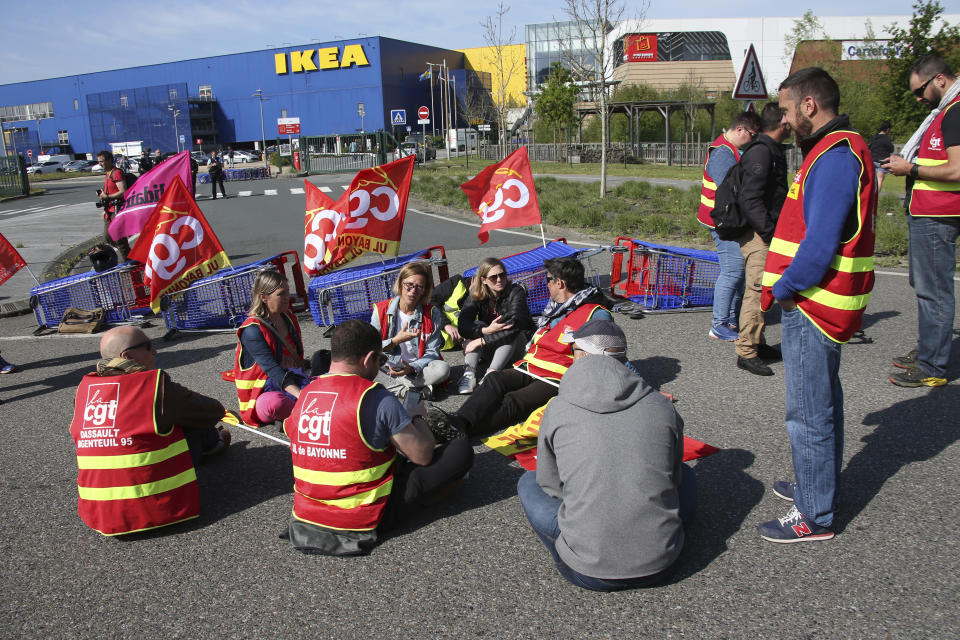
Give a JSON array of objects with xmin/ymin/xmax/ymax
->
[
  {"xmin": 841, "ymin": 40, "xmax": 907, "ymax": 61},
  {"xmin": 275, "ymin": 44, "xmax": 370, "ymax": 74}
]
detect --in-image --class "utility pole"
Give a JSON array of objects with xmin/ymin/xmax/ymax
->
[
  {"xmin": 252, "ymin": 89, "xmax": 268, "ymax": 172},
  {"xmin": 168, "ymin": 105, "xmax": 181, "ymax": 152}
]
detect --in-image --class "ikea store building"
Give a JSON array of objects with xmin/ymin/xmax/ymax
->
[{"xmin": 0, "ymin": 37, "xmax": 466, "ymax": 160}]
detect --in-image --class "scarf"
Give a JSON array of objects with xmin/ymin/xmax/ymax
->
[
  {"xmin": 96, "ymin": 357, "xmax": 148, "ymax": 377},
  {"xmin": 900, "ymin": 79, "xmax": 960, "ymax": 162},
  {"xmin": 535, "ymin": 286, "xmax": 599, "ymax": 330}
]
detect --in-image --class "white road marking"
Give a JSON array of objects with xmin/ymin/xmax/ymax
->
[
  {"xmin": 238, "ymin": 190, "xmax": 252, "ymax": 197},
  {"xmin": 319, "ymin": 186, "xmax": 332, "ymax": 193},
  {"xmin": 341, "ymin": 185, "xmax": 349, "ymax": 190},
  {"xmin": 0, "ymin": 207, "xmax": 43, "ymax": 215},
  {"xmin": 290, "ymin": 187, "xmax": 305, "ymax": 195},
  {"xmin": 31, "ymin": 204, "xmax": 66, "ymax": 212},
  {"xmin": 264, "ymin": 189, "xmax": 278, "ymax": 196}
]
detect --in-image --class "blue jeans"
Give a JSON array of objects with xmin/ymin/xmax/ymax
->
[
  {"xmin": 517, "ymin": 465, "xmax": 696, "ymax": 591},
  {"xmin": 908, "ymin": 215, "xmax": 959, "ymax": 378},
  {"xmin": 781, "ymin": 308, "xmax": 843, "ymax": 527},
  {"xmin": 711, "ymin": 229, "xmax": 745, "ymax": 327}
]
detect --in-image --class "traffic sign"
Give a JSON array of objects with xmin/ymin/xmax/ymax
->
[
  {"xmin": 418, "ymin": 106, "xmax": 430, "ymax": 120},
  {"xmin": 417, "ymin": 119, "xmax": 430, "ymax": 125},
  {"xmin": 732, "ymin": 44, "xmax": 768, "ymax": 100},
  {"xmin": 179, "ymin": 134, "xmax": 185, "ymax": 144},
  {"xmin": 278, "ymin": 117, "xmax": 301, "ymax": 135},
  {"xmin": 196, "ymin": 138, "xmax": 202, "ymax": 144},
  {"xmin": 391, "ymin": 109, "xmax": 406, "ymax": 126}
]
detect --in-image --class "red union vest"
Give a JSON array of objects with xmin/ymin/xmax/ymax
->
[
  {"xmin": 522, "ymin": 303, "xmax": 605, "ymax": 380},
  {"xmin": 374, "ymin": 299, "xmax": 439, "ymax": 360},
  {"xmin": 233, "ymin": 311, "xmax": 303, "ymax": 426},
  {"xmin": 910, "ymin": 95, "xmax": 960, "ymax": 217},
  {"xmin": 70, "ymin": 370, "xmax": 199, "ymax": 536},
  {"xmin": 697, "ymin": 135, "xmax": 741, "ymax": 227},
  {"xmin": 760, "ymin": 130, "xmax": 876, "ymax": 343},
  {"xmin": 283, "ymin": 374, "xmax": 396, "ymax": 531}
]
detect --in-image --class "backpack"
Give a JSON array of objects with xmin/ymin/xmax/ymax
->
[
  {"xmin": 123, "ymin": 171, "xmax": 139, "ymax": 189},
  {"xmin": 710, "ymin": 161, "xmax": 749, "ymax": 240}
]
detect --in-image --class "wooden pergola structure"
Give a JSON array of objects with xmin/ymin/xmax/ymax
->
[{"xmin": 574, "ymin": 99, "xmax": 717, "ymax": 166}]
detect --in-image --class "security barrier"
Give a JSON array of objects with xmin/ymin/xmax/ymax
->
[{"xmin": 197, "ymin": 167, "xmax": 270, "ymax": 183}]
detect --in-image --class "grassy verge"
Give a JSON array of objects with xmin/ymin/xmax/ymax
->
[
  {"xmin": 421, "ymin": 156, "xmax": 702, "ymax": 180},
  {"xmin": 411, "ymin": 173, "xmax": 910, "ymax": 259}
]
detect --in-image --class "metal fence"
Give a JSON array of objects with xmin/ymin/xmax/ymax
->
[
  {"xmin": 0, "ymin": 156, "xmax": 27, "ymax": 198},
  {"xmin": 299, "ymin": 130, "xmax": 397, "ymax": 175}
]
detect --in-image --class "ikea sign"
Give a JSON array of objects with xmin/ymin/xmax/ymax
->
[{"xmin": 275, "ymin": 44, "xmax": 370, "ymax": 74}]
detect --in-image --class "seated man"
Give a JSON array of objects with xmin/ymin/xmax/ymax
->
[
  {"xmin": 517, "ymin": 319, "xmax": 696, "ymax": 591},
  {"xmin": 69, "ymin": 327, "xmax": 231, "ymax": 536},
  {"xmin": 430, "ymin": 257, "xmax": 612, "ymax": 438},
  {"xmin": 283, "ymin": 319, "xmax": 474, "ymax": 556}
]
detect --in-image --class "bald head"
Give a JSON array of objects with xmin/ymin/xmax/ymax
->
[{"xmin": 100, "ymin": 326, "xmax": 155, "ymax": 368}]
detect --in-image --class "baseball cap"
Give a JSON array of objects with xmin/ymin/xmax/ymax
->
[{"xmin": 560, "ymin": 319, "xmax": 627, "ymax": 357}]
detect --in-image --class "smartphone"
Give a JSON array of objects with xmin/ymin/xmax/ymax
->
[{"xmin": 403, "ymin": 389, "xmax": 423, "ymax": 413}]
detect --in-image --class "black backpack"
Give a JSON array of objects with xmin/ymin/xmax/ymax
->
[{"xmin": 710, "ymin": 161, "xmax": 749, "ymax": 240}]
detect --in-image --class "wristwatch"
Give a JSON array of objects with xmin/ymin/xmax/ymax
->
[{"xmin": 910, "ymin": 163, "xmax": 919, "ymax": 179}]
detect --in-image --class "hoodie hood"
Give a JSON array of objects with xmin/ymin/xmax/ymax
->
[{"xmin": 557, "ymin": 354, "xmax": 652, "ymax": 414}]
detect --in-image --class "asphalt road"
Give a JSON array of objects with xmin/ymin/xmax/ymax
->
[{"xmin": 0, "ymin": 174, "xmax": 957, "ymax": 637}]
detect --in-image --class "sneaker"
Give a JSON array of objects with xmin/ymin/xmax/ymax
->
[
  {"xmin": 756, "ymin": 343, "xmax": 782, "ymax": 361},
  {"xmin": 425, "ymin": 406, "xmax": 466, "ymax": 444},
  {"xmin": 889, "ymin": 367, "xmax": 946, "ymax": 388},
  {"xmin": 0, "ymin": 355, "xmax": 16, "ymax": 374},
  {"xmin": 708, "ymin": 325, "xmax": 738, "ymax": 342},
  {"xmin": 891, "ymin": 348, "xmax": 918, "ymax": 369},
  {"xmin": 201, "ymin": 427, "xmax": 231, "ymax": 459},
  {"xmin": 737, "ymin": 356, "xmax": 774, "ymax": 376},
  {"xmin": 772, "ymin": 480, "xmax": 796, "ymax": 501},
  {"xmin": 726, "ymin": 322, "xmax": 739, "ymax": 333},
  {"xmin": 457, "ymin": 371, "xmax": 476, "ymax": 395},
  {"xmin": 758, "ymin": 505, "xmax": 834, "ymax": 543}
]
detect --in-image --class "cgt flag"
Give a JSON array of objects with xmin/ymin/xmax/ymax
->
[
  {"xmin": 460, "ymin": 146, "xmax": 541, "ymax": 244},
  {"xmin": 128, "ymin": 176, "xmax": 230, "ymax": 312},
  {"xmin": 302, "ymin": 155, "xmax": 415, "ymax": 276},
  {"xmin": 0, "ymin": 232, "xmax": 27, "ymax": 288},
  {"xmin": 108, "ymin": 150, "xmax": 193, "ymax": 241}
]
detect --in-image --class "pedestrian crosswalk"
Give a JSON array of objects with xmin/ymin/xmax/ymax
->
[
  {"xmin": 0, "ymin": 203, "xmax": 65, "ymax": 216},
  {"xmin": 212, "ymin": 186, "xmax": 349, "ymax": 198}
]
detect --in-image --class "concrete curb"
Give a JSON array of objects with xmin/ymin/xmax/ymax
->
[{"xmin": 0, "ymin": 235, "xmax": 101, "ymax": 318}]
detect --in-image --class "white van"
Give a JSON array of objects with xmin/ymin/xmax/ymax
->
[
  {"xmin": 447, "ymin": 128, "xmax": 479, "ymax": 152},
  {"xmin": 37, "ymin": 153, "xmax": 72, "ymax": 165}
]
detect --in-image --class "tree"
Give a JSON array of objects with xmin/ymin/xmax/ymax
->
[
  {"xmin": 883, "ymin": 1, "xmax": 960, "ymax": 138},
  {"xmin": 481, "ymin": 1, "xmax": 523, "ymax": 157},
  {"xmin": 534, "ymin": 62, "xmax": 579, "ymax": 159},
  {"xmin": 561, "ymin": 0, "xmax": 636, "ymax": 198},
  {"xmin": 783, "ymin": 10, "xmax": 829, "ymax": 65}
]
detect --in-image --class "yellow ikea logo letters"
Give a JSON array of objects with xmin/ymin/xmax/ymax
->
[{"xmin": 275, "ymin": 44, "xmax": 370, "ymax": 74}]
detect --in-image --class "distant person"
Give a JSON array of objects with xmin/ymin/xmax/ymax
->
[
  {"xmin": 70, "ymin": 326, "xmax": 231, "ymax": 536},
  {"xmin": 349, "ymin": 140, "xmax": 359, "ymax": 153},
  {"xmin": 96, "ymin": 150, "xmax": 130, "ymax": 258},
  {"xmin": 153, "ymin": 149, "xmax": 163, "ymax": 166},
  {"xmin": 518, "ymin": 320, "xmax": 695, "ymax": 590},
  {"xmin": 868, "ymin": 121, "xmax": 894, "ymax": 190},
  {"xmin": 697, "ymin": 111, "xmax": 763, "ymax": 342},
  {"xmin": 189, "ymin": 154, "xmax": 199, "ymax": 194},
  {"xmin": 138, "ymin": 149, "xmax": 153, "ymax": 176},
  {"xmin": 208, "ymin": 150, "xmax": 226, "ymax": 199},
  {"xmin": 227, "ymin": 146, "xmax": 235, "ymax": 168}
]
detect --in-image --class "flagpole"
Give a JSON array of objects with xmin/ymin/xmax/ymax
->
[
  {"xmin": 539, "ymin": 224, "xmax": 547, "ymax": 248},
  {"xmin": 23, "ymin": 264, "xmax": 40, "ymax": 285}
]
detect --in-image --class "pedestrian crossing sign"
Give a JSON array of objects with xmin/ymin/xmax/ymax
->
[{"xmin": 391, "ymin": 109, "xmax": 406, "ymax": 126}]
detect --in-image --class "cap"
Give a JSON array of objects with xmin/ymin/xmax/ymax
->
[{"xmin": 560, "ymin": 319, "xmax": 627, "ymax": 357}]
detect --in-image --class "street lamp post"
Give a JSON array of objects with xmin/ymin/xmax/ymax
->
[
  {"xmin": 252, "ymin": 89, "xmax": 268, "ymax": 172},
  {"xmin": 168, "ymin": 105, "xmax": 181, "ymax": 152}
]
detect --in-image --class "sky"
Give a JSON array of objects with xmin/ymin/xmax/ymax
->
[{"xmin": 1, "ymin": 0, "xmax": 951, "ymax": 85}]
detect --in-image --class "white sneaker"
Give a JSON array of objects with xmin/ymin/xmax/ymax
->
[{"xmin": 458, "ymin": 371, "xmax": 476, "ymax": 395}]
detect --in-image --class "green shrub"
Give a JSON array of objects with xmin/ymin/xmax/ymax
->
[
  {"xmin": 877, "ymin": 193, "xmax": 904, "ymax": 216},
  {"xmin": 639, "ymin": 214, "xmax": 676, "ymax": 237},
  {"xmin": 875, "ymin": 211, "xmax": 909, "ymax": 257},
  {"xmin": 614, "ymin": 180, "xmax": 652, "ymax": 200},
  {"xmin": 612, "ymin": 212, "xmax": 645, "ymax": 235}
]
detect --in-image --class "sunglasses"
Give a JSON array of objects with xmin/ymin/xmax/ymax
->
[
  {"xmin": 125, "ymin": 339, "xmax": 152, "ymax": 352},
  {"xmin": 546, "ymin": 275, "xmax": 559, "ymax": 283},
  {"xmin": 402, "ymin": 282, "xmax": 425, "ymax": 292},
  {"xmin": 486, "ymin": 272, "xmax": 507, "ymax": 281},
  {"xmin": 913, "ymin": 74, "xmax": 938, "ymax": 98}
]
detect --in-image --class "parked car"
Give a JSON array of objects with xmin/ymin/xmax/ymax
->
[
  {"xmin": 26, "ymin": 160, "xmax": 64, "ymax": 174},
  {"xmin": 63, "ymin": 159, "xmax": 97, "ymax": 172},
  {"xmin": 394, "ymin": 141, "xmax": 434, "ymax": 162},
  {"xmin": 231, "ymin": 150, "xmax": 257, "ymax": 163},
  {"xmin": 89, "ymin": 163, "xmax": 104, "ymax": 173}
]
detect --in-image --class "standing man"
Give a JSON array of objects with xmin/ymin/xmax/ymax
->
[
  {"xmin": 138, "ymin": 149, "xmax": 153, "ymax": 176},
  {"xmin": 226, "ymin": 146, "xmax": 235, "ymax": 168},
  {"xmin": 96, "ymin": 150, "xmax": 130, "ymax": 258},
  {"xmin": 697, "ymin": 112, "xmax": 763, "ymax": 341},
  {"xmin": 734, "ymin": 102, "xmax": 790, "ymax": 376},
  {"xmin": 758, "ymin": 67, "xmax": 876, "ymax": 542},
  {"xmin": 868, "ymin": 122, "xmax": 894, "ymax": 190},
  {"xmin": 208, "ymin": 150, "xmax": 226, "ymax": 199},
  {"xmin": 883, "ymin": 56, "xmax": 960, "ymax": 388},
  {"xmin": 283, "ymin": 320, "xmax": 473, "ymax": 555},
  {"xmin": 153, "ymin": 148, "xmax": 164, "ymax": 167}
]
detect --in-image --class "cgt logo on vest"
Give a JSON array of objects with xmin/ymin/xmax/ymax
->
[
  {"xmin": 928, "ymin": 134, "xmax": 943, "ymax": 151},
  {"xmin": 84, "ymin": 383, "xmax": 120, "ymax": 428},
  {"xmin": 275, "ymin": 44, "xmax": 370, "ymax": 74},
  {"xmin": 298, "ymin": 391, "xmax": 337, "ymax": 446}
]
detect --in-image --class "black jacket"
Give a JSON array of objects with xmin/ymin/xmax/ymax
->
[
  {"xmin": 738, "ymin": 132, "xmax": 788, "ymax": 244},
  {"xmin": 867, "ymin": 132, "xmax": 894, "ymax": 164},
  {"xmin": 458, "ymin": 281, "xmax": 535, "ymax": 349}
]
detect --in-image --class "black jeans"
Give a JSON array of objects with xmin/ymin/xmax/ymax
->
[
  {"xmin": 456, "ymin": 368, "xmax": 558, "ymax": 437},
  {"xmin": 379, "ymin": 438, "xmax": 474, "ymax": 530},
  {"xmin": 210, "ymin": 173, "xmax": 226, "ymax": 198}
]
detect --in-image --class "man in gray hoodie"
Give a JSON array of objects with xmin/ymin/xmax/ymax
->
[{"xmin": 517, "ymin": 319, "xmax": 696, "ymax": 590}]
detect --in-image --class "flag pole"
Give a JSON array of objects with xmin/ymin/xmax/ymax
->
[
  {"xmin": 23, "ymin": 264, "xmax": 41, "ymax": 285},
  {"xmin": 539, "ymin": 224, "xmax": 547, "ymax": 248},
  {"xmin": 232, "ymin": 421, "xmax": 290, "ymax": 446}
]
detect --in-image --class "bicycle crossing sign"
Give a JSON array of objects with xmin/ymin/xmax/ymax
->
[
  {"xmin": 391, "ymin": 109, "xmax": 406, "ymax": 125},
  {"xmin": 732, "ymin": 44, "xmax": 768, "ymax": 100}
]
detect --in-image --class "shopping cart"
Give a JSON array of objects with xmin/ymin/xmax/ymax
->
[
  {"xmin": 307, "ymin": 246, "xmax": 449, "ymax": 327},
  {"xmin": 609, "ymin": 237, "xmax": 719, "ymax": 312},
  {"xmin": 160, "ymin": 251, "xmax": 307, "ymax": 333},
  {"xmin": 30, "ymin": 261, "xmax": 151, "ymax": 330},
  {"xmin": 463, "ymin": 240, "xmax": 605, "ymax": 317}
]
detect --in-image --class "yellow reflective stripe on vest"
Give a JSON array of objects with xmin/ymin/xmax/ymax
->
[
  {"xmin": 701, "ymin": 194, "xmax": 715, "ymax": 207},
  {"xmin": 702, "ymin": 178, "xmax": 716, "ymax": 190},
  {"xmin": 292, "ymin": 457, "xmax": 394, "ymax": 486},
  {"xmin": 916, "ymin": 158, "xmax": 947, "ymax": 166},
  {"xmin": 913, "ymin": 158, "xmax": 960, "ymax": 191},
  {"xmin": 77, "ymin": 468, "xmax": 196, "ymax": 501},
  {"xmin": 295, "ymin": 477, "xmax": 394, "ymax": 509},
  {"xmin": 235, "ymin": 378, "xmax": 267, "ymax": 390},
  {"xmin": 238, "ymin": 398, "xmax": 257, "ymax": 411},
  {"xmin": 768, "ymin": 238, "xmax": 873, "ymax": 273},
  {"xmin": 521, "ymin": 353, "xmax": 568, "ymax": 375},
  {"xmin": 77, "ymin": 439, "xmax": 189, "ymax": 470},
  {"xmin": 760, "ymin": 272, "xmax": 869, "ymax": 310}
]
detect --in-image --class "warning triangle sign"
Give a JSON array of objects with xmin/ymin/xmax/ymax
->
[{"xmin": 732, "ymin": 44, "xmax": 768, "ymax": 100}]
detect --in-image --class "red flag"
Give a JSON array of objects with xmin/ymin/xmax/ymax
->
[
  {"xmin": 127, "ymin": 176, "xmax": 231, "ymax": 312},
  {"xmin": 302, "ymin": 155, "xmax": 415, "ymax": 277},
  {"xmin": 0, "ymin": 233, "xmax": 27, "ymax": 288},
  {"xmin": 460, "ymin": 146, "xmax": 541, "ymax": 244}
]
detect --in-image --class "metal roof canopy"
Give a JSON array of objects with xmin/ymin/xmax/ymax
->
[{"xmin": 574, "ymin": 99, "xmax": 717, "ymax": 166}]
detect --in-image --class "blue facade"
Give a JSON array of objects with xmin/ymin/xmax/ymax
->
[{"xmin": 0, "ymin": 37, "xmax": 464, "ymax": 159}]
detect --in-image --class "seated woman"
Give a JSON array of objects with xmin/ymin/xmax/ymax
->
[
  {"xmin": 456, "ymin": 257, "xmax": 534, "ymax": 394},
  {"xmin": 370, "ymin": 261, "xmax": 450, "ymax": 412},
  {"xmin": 233, "ymin": 270, "xmax": 324, "ymax": 426}
]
